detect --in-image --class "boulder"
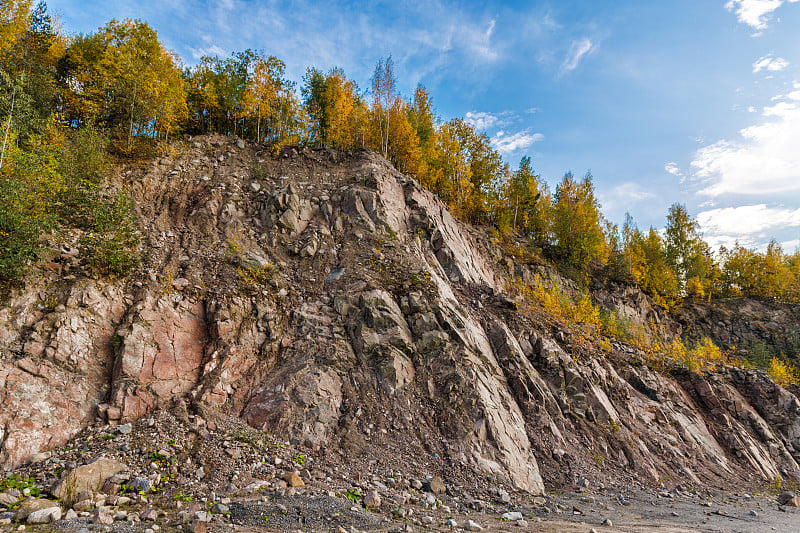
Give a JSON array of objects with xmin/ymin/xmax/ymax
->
[
  {"xmin": 53, "ymin": 457, "xmax": 128, "ymax": 506},
  {"xmin": 15, "ymin": 498, "xmax": 61, "ymax": 522},
  {"xmin": 363, "ymin": 490, "xmax": 381, "ymax": 509},
  {"xmin": 26, "ymin": 506, "xmax": 61, "ymax": 524}
]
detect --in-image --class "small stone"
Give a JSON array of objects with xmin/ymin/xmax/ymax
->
[
  {"xmin": 212, "ymin": 503, "xmax": 229, "ymax": 514},
  {"xmin": 602, "ymin": 518, "xmax": 613, "ymax": 526},
  {"xmin": 497, "ymin": 489, "xmax": 511, "ymax": 504},
  {"xmin": 15, "ymin": 498, "xmax": 61, "ymax": 522},
  {"xmin": 465, "ymin": 519, "xmax": 483, "ymax": 531},
  {"xmin": 92, "ymin": 507, "xmax": 114, "ymax": 525},
  {"xmin": 421, "ymin": 516, "xmax": 434, "ymax": 524},
  {"xmin": 283, "ymin": 471, "xmax": 305, "ymax": 488},
  {"xmin": 532, "ymin": 496, "xmax": 546, "ymax": 506},
  {"xmin": 26, "ymin": 507, "xmax": 62, "ymax": 524},
  {"xmin": 0, "ymin": 493, "xmax": 18, "ymax": 507},
  {"xmin": 749, "ymin": 510, "xmax": 758, "ymax": 517},
  {"xmin": 131, "ymin": 476, "xmax": 153, "ymax": 493},
  {"xmin": 502, "ymin": 511, "xmax": 523, "ymax": 521},
  {"xmin": 363, "ymin": 490, "xmax": 381, "ymax": 509},
  {"xmin": 65, "ymin": 509, "xmax": 78, "ymax": 520},
  {"xmin": 30, "ymin": 451, "xmax": 52, "ymax": 463},
  {"xmin": 445, "ymin": 518, "xmax": 457, "ymax": 527},
  {"xmin": 73, "ymin": 500, "xmax": 93, "ymax": 512},
  {"xmin": 516, "ymin": 519, "xmax": 528, "ymax": 527},
  {"xmin": 118, "ymin": 423, "xmax": 133, "ymax": 435},
  {"xmin": 777, "ymin": 491, "xmax": 800, "ymax": 507},
  {"xmin": 139, "ymin": 509, "xmax": 159, "ymax": 521},
  {"xmin": 243, "ymin": 480, "xmax": 270, "ymax": 493},
  {"xmin": 423, "ymin": 476, "xmax": 445, "ymax": 494}
]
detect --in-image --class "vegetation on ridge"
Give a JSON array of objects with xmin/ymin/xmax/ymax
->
[{"xmin": 2, "ymin": 0, "xmax": 800, "ymax": 310}]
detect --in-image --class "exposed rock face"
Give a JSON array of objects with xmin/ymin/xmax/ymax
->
[
  {"xmin": 675, "ymin": 298, "xmax": 800, "ymax": 355},
  {"xmin": 1, "ymin": 135, "xmax": 800, "ymax": 495}
]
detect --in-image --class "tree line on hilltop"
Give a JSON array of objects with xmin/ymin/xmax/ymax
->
[{"xmin": 2, "ymin": 2, "xmax": 799, "ymax": 306}]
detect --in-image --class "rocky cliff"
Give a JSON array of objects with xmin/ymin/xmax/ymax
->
[{"xmin": 2, "ymin": 134, "xmax": 800, "ymax": 500}]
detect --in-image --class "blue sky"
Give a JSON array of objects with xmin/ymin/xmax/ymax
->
[{"xmin": 48, "ymin": 0, "xmax": 800, "ymax": 251}]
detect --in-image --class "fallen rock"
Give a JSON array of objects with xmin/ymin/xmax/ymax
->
[
  {"xmin": 283, "ymin": 471, "xmax": 305, "ymax": 488},
  {"xmin": 92, "ymin": 507, "xmax": 114, "ymax": 525},
  {"xmin": 53, "ymin": 457, "xmax": 128, "ymax": 506},
  {"xmin": 363, "ymin": 490, "xmax": 382, "ymax": 509},
  {"xmin": 26, "ymin": 506, "xmax": 61, "ymax": 524},
  {"xmin": 777, "ymin": 491, "xmax": 800, "ymax": 507},
  {"xmin": 15, "ymin": 498, "xmax": 61, "ymax": 522},
  {"xmin": 424, "ymin": 476, "xmax": 445, "ymax": 494},
  {"xmin": 0, "ymin": 493, "xmax": 18, "ymax": 507}
]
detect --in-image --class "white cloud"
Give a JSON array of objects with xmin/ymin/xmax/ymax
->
[
  {"xmin": 725, "ymin": 0, "xmax": 799, "ymax": 31},
  {"xmin": 561, "ymin": 38, "xmax": 594, "ymax": 72},
  {"xmin": 464, "ymin": 110, "xmax": 515, "ymax": 131},
  {"xmin": 752, "ymin": 54, "xmax": 789, "ymax": 72},
  {"xmin": 188, "ymin": 44, "xmax": 227, "ymax": 60},
  {"xmin": 782, "ymin": 238, "xmax": 800, "ymax": 251},
  {"xmin": 491, "ymin": 130, "xmax": 544, "ymax": 154},
  {"xmin": 698, "ymin": 204, "xmax": 800, "ymax": 234},
  {"xmin": 698, "ymin": 204, "xmax": 800, "ymax": 249},
  {"xmin": 691, "ymin": 87, "xmax": 800, "ymax": 196},
  {"xmin": 664, "ymin": 162, "xmax": 686, "ymax": 182},
  {"xmin": 611, "ymin": 182, "xmax": 656, "ymax": 202},
  {"xmin": 597, "ymin": 182, "xmax": 658, "ymax": 220}
]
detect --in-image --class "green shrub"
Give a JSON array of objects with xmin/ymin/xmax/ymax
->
[
  {"xmin": 0, "ymin": 129, "xmax": 61, "ymax": 280},
  {"xmin": 80, "ymin": 191, "xmax": 140, "ymax": 276}
]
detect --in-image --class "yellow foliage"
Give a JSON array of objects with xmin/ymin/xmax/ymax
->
[
  {"xmin": 768, "ymin": 357, "xmax": 799, "ymax": 387},
  {"xmin": 661, "ymin": 337, "xmax": 729, "ymax": 374},
  {"xmin": 237, "ymin": 263, "xmax": 278, "ymax": 292}
]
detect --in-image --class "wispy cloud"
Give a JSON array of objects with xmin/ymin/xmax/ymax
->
[
  {"xmin": 599, "ymin": 182, "xmax": 657, "ymax": 207},
  {"xmin": 725, "ymin": 0, "xmax": 800, "ymax": 31},
  {"xmin": 752, "ymin": 54, "xmax": 789, "ymax": 72},
  {"xmin": 561, "ymin": 38, "xmax": 594, "ymax": 73},
  {"xmin": 491, "ymin": 130, "xmax": 544, "ymax": 154},
  {"xmin": 691, "ymin": 84, "xmax": 800, "ymax": 196},
  {"xmin": 188, "ymin": 44, "xmax": 227, "ymax": 60},
  {"xmin": 464, "ymin": 110, "xmax": 516, "ymax": 131},
  {"xmin": 664, "ymin": 162, "xmax": 686, "ymax": 182}
]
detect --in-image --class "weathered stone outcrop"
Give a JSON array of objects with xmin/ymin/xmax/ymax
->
[{"xmin": 1, "ymin": 135, "xmax": 800, "ymax": 496}]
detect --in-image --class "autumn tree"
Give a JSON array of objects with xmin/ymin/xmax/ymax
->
[
  {"xmin": 0, "ymin": 0, "xmax": 33, "ymax": 54},
  {"xmin": 664, "ymin": 204, "xmax": 713, "ymax": 296},
  {"xmin": 551, "ymin": 171, "xmax": 608, "ymax": 276},
  {"xmin": 623, "ymin": 217, "xmax": 678, "ymax": 306},
  {"xmin": 371, "ymin": 56, "xmax": 396, "ymax": 158},
  {"xmin": 301, "ymin": 67, "xmax": 368, "ymax": 150},
  {"xmin": 434, "ymin": 119, "xmax": 473, "ymax": 216},
  {"xmin": 59, "ymin": 19, "xmax": 186, "ymax": 147},
  {"xmin": 407, "ymin": 84, "xmax": 439, "ymax": 187},
  {"xmin": 1, "ymin": 1, "xmax": 63, "ymax": 168},
  {"xmin": 499, "ymin": 156, "xmax": 550, "ymax": 243}
]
